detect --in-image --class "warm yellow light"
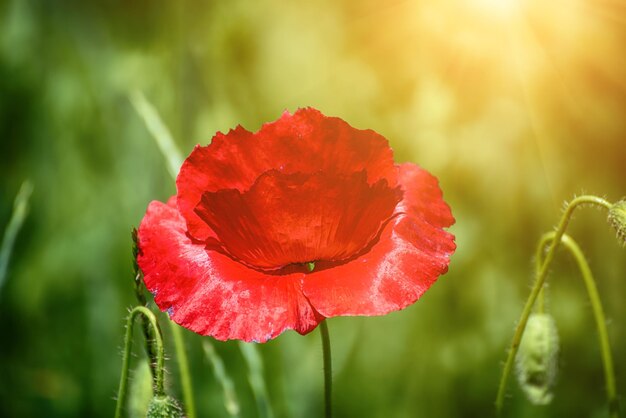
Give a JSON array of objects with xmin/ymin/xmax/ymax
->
[{"xmin": 469, "ymin": 0, "xmax": 522, "ymax": 19}]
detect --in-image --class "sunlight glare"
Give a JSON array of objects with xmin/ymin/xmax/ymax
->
[{"xmin": 469, "ymin": 0, "xmax": 522, "ymax": 19}]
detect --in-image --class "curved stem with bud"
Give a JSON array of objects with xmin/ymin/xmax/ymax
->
[
  {"xmin": 495, "ymin": 195, "xmax": 613, "ymax": 414},
  {"xmin": 115, "ymin": 306, "xmax": 165, "ymax": 418}
]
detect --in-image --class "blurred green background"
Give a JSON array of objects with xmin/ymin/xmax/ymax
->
[{"xmin": 1, "ymin": 0, "xmax": 624, "ymax": 417}]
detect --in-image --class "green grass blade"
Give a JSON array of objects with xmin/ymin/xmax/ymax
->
[
  {"xmin": 169, "ymin": 321, "xmax": 196, "ymax": 418},
  {"xmin": 128, "ymin": 358, "xmax": 153, "ymax": 418},
  {"xmin": 0, "ymin": 180, "xmax": 33, "ymax": 294},
  {"xmin": 238, "ymin": 342, "xmax": 275, "ymax": 418},
  {"xmin": 202, "ymin": 341, "xmax": 240, "ymax": 417},
  {"xmin": 129, "ymin": 90, "xmax": 184, "ymax": 180}
]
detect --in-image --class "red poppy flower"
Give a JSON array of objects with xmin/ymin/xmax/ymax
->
[{"xmin": 137, "ymin": 108, "xmax": 455, "ymax": 342}]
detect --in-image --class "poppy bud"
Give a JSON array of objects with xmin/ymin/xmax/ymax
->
[
  {"xmin": 608, "ymin": 200, "xmax": 626, "ymax": 246},
  {"xmin": 515, "ymin": 313, "xmax": 560, "ymax": 405},
  {"xmin": 146, "ymin": 395, "xmax": 184, "ymax": 418}
]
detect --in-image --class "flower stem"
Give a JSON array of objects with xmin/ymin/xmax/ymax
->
[
  {"xmin": 132, "ymin": 269, "xmax": 160, "ymax": 383},
  {"xmin": 115, "ymin": 306, "xmax": 165, "ymax": 418},
  {"xmin": 495, "ymin": 195, "xmax": 612, "ymax": 414},
  {"xmin": 555, "ymin": 233, "xmax": 619, "ymax": 418},
  {"xmin": 320, "ymin": 320, "xmax": 333, "ymax": 418},
  {"xmin": 169, "ymin": 320, "xmax": 197, "ymax": 418},
  {"xmin": 535, "ymin": 240, "xmax": 547, "ymax": 315}
]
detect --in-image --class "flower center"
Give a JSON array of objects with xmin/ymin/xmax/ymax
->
[{"xmin": 194, "ymin": 170, "xmax": 401, "ymax": 270}]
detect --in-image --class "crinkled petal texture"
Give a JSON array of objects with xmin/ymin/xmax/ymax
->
[
  {"xmin": 137, "ymin": 108, "xmax": 455, "ymax": 342},
  {"xmin": 194, "ymin": 170, "xmax": 401, "ymax": 270}
]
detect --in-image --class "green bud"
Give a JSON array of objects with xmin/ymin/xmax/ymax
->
[
  {"xmin": 146, "ymin": 395, "xmax": 184, "ymax": 418},
  {"xmin": 515, "ymin": 313, "xmax": 559, "ymax": 405},
  {"xmin": 608, "ymin": 200, "xmax": 626, "ymax": 246},
  {"xmin": 306, "ymin": 262, "xmax": 316, "ymax": 272}
]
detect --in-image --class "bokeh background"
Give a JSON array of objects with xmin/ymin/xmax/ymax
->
[{"xmin": 1, "ymin": 0, "xmax": 624, "ymax": 417}]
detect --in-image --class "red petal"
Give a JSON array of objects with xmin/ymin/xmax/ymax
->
[
  {"xmin": 176, "ymin": 108, "xmax": 397, "ymax": 241},
  {"xmin": 395, "ymin": 163, "xmax": 455, "ymax": 227},
  {"xmin": 302, "ymin": 164, "xmax": 455, "ymax": 317},
  {"xmin": 137, "ymin": 198, "xmax": 323, "ymax": 342},
  {"xmin": 194, "ymin": 170, "xmax": 401, "ymax": 270}
]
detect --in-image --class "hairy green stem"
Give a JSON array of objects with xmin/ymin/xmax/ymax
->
[
  {"xmin": 495, "ymin": 195, "xmax": 612, "ymax": 414},
  {"xmin": 169, "ymin": 320, "xmax": 196, "ymax": 418},
  {"xmin": 535, "ymin": 241, "xmax": 546, "ymax": 315},
  {"xmin": 320, "ymin": 320, "xmax": 333, "ymax": 418},
  {"xmin": 132, "ymin": 268, "xmax": 159, "ymax": 384},
  {"xmin": 553, "ymin": 234, "xmax": 618, "ymax": 417},
  {"xmin": 115, "ymin": 306, "xmax": 165, "ymax": 418}
]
